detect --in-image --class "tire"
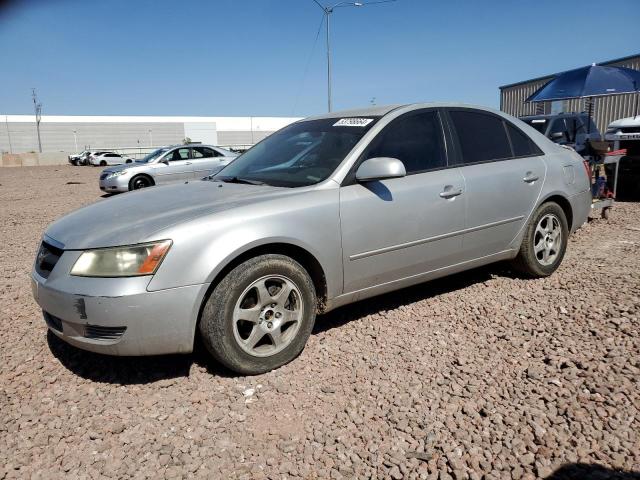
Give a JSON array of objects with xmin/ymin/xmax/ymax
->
[
  {"xmin": 99, "ymin": 160, "xmax": 107, "ymax": 166},
  {"xmin": 513, "ymin": 202, "xmax": 568, "ymax": 278},
  {"xmin": 126, "ymin": 159, "xmax": 132, "ymax": 164},
  {"xmin": 129, "ymin": 174, "xmax": 153, "ymax": 190},
  {"xmin": 199, "ymin": 254, "xmax": 317, "ymax": 375}
]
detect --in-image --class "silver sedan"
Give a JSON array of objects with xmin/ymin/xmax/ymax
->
[
  {"xmin": 99, "ymin": 144, "xmax": 238, "ymax": 193},
  {"xmin": 32, "ymin": 103, "xmax": 591, "ymax": 374}
]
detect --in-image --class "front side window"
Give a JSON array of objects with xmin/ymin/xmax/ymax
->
[
  {"xmin": 363, "ymin": 110, "xmax": 446, "ymax": 174},
  {"xmin": 215, "ymin": 117, "xmax": 379, "ymax": 187},
  {"xmin": 449, "ymin": 110, "xmax": 512, "ymax": 164},
  {"xmin": 549, "ymin": 119, "xmax": 568, "ymax": 142}
]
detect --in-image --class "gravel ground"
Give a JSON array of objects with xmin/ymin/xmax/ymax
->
[{"xmin": 1, "ymin": 166, "xmax": 639, "ymax": 480}]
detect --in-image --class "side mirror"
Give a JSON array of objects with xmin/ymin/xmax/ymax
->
[
  {"xmin": 160, "ymin": 158, "xmax": 169, "ymax": 165},
  {"xmin": 355, "ymin": 157, "xmax": 406, "ymax": 182},
  {"xmin": 550, "ymin": 132, "xmax": 565, "ymax": 141}
]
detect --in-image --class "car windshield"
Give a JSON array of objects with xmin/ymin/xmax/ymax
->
[
  {"xmin": 136, "ymin": 148, "xmax": 169, "ymax": 163},
  {"xmin": 214, "ymin": 117, "xmax": 379, "ymax": 187},
  {"xmin": 524, "ymin": 119, "xmax": 547, "ymax": 134}
]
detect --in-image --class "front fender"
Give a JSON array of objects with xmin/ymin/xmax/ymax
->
[{"xmin": 146, "ymin": 189, "xmax": 343, "ymax": 299}]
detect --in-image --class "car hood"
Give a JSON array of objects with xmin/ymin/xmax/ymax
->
[
  {"xmin": 102, "ymin": 162, "xmax": 144, "ymax": 174},
  {"xmin": 608, "ymin": 116, "xmax": 640, "ymax": 129},
  {"xmin": 45, "ymin": 181, "xmax": 300, "ymax": 250}
]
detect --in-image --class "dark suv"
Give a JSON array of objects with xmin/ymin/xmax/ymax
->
[{"xmin": 520, "ymin": 112, "xmax": 601, "ymax": 157}]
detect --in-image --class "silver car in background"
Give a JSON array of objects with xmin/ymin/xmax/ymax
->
[
  {"xmin": 99, "ymin": 144, "xmax": 238, "ymax": 192},
  {"xmin": 33, "ymin": 103, "xmax": 591, "ymax": 375}
]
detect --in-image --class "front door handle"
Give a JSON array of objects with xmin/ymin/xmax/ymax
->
[
  {"xmin": 186, "ymin": 162, "xmax": 192, "ymax": 165},
  {"xmin": 439, "ymin": 186, "xmax": 463, "ymax": 199},
  {"xmin": 523, "ymin": 172, "xmax": 539, "ymax": 183}
]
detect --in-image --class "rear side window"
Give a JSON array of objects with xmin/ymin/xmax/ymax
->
[
  {"xmin": 505, "ymin": 122, "xmax": 540, "ymax": 157},
  {"xmin": 365, "ymin": 110, "xmax": 446, "ymax": 174},
  {"xmin": 449, "ymin": 110, "xmax": 511, "ymax": 164}
]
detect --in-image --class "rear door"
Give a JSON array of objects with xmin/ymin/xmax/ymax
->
[
  {"xmin": 153, "ymin": 147, "xmax": 193, "ymax": 184},
  {"xmin": 445, "ymin": 108, "xmax": 546, "ymax": 259},
  {"xmin": 339, "ymin": 108, "xmax": 466, "ymax": 293},
  {"xmin": 190, "ymin": 146, "xmax": 226, "ymax": 178}
]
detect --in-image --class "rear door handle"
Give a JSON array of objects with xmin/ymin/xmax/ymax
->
[
  {"xmin": 523, "ymin": 172, "xmax": 539, "ymax": 183},
  {"xmin": 186, "ymin": 162, "xmax": 192, "ymax": 165},
  {"xmin": 439, "ymin": 186, "xmax": 463, "ymax": 199}
]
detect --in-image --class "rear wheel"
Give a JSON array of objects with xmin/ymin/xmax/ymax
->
[
  {"xmin": 129, "ymin": 174, "xmax": 153, "ymax": 190},
  {"xmin": 199, "ymin": 254, "xmax": 316, "ymax": 375},
  {"xmin": 125, "ymin": 159, "xmax": 132, "ymax": 164},
  {"xmin": 513, "ymin": 202, "xmax": 568, "ymax": 277}
]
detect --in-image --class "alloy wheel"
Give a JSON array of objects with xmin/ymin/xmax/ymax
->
[
  {"xmin": 232, "ymin": 275, "xmax": 303, "ymax": 357},
  {"xmin": 534, "ymin": 213, "xmax": 562, "ymax": 266}
]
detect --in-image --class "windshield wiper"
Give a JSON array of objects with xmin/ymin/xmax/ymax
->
[{"xmin": 218, "ymin": 176, "xmax": 266, "ymax": 186}]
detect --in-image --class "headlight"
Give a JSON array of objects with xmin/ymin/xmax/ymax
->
[
  {"xmin": 107, "ymin": 170, "xmax": 128, "ymax": 178},
  {"xmin": 70, "ymin": 240, "xmax": 172, "ymax": 277}
]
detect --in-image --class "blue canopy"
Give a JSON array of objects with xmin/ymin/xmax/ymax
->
[{"xmin": 526, "ymin": 64, "xmax": 640, "ymax": 102}]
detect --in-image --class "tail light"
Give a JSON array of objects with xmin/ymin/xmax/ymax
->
[{"xmin": 582, "ymin": 160, "xmax": 591, "ymax": 182}]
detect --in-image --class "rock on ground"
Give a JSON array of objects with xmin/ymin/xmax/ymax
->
[{"xmin": 1, "ymin": 166, "xmax": 639, "ymax": 479}]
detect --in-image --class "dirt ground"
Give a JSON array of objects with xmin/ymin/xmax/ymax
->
[{"xmin": 1, "ymin": 166, "xmax": 639, "ymax": 480}]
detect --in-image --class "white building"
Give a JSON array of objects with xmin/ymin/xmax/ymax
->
[{"xmin": 0, "ymin": 115, "xmax": 301, "ymax": 154}]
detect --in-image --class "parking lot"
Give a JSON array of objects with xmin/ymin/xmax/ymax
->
[{"xmin": 1, "ymin": 166, "xmax": 639, "ymax": 479}]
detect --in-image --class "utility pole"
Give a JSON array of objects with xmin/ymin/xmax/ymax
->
[
  {"xmin": 72, "ymin": 129, "xmax": 78, "ymax": 152},
  {"xmin": 5, "ymin": 116, "xmax": 12, "ymax": 154},
  {"xmin": 31, "ymin": 88, "xmax": 43, "ymax": 153},
  {"xmin": 312, "ymin": 1, "xmax": 395, "ymax": 112}
]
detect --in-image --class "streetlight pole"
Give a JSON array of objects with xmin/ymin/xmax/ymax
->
[
  {"xmin": 72, "ymin": 129, "xmax": 78, "ymax": 152},
  {"xmin": 148, "ymin": 129, "xmax": 153, "ymax": 147},
  {"xmin": 312, "ymin": 0, "xmax": 394, "ymax": 112},
  {"xmin": 31, "ymin": 88, "xmax": 43, "ymax": 153}
]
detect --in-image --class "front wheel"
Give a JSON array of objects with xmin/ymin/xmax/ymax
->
[
  {"xmin": 199, "ymin": 254, "xmax": 316, "ymax": 375},
  {"xmin": 129, "ymin": 174, "xmax": 153, "ymax": 190},
  {"xmin": 99, "ymin": 160, "xmax": 107, "ymax": 166},
  {"xmin": 513, "ymin": 202, "xmax": 568, "ymax": 277}
]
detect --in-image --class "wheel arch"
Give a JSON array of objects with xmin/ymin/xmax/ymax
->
[
  {"xmin": 196, "ymin": 241, "xmax": 329, "ymax": 331},
  {"xmin": 538, "ymin": 193, "xmax": 574, "ymax": 231},
  {"xmin": 128, "ymin": 173, "xmax": 155, "ymax": 190}
]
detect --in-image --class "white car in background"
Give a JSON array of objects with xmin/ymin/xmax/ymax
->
[
  {"xmin": 89, "ymin": 152, "xmax": 134, "ymax": 167},
  {"xmin": 605, "ymin": 115, "xmax": 640, "ymax": 155}
]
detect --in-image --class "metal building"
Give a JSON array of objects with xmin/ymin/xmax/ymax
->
[
  {"xmin": 499, "ymin": 53, "xmax": 640, "ymax": 132},
  {"xmin": 0, "ymin": 115, "xmax": 300, "ymax": 154}
]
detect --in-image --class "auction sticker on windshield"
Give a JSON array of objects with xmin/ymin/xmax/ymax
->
[{"xmin": 333, "ymin": 118, "xmax": 374, "ymax": 127}]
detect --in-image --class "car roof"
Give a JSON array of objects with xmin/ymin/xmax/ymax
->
[{"xmin": 303, "ymin": 102, "xmax": 513, "ymax": 121}]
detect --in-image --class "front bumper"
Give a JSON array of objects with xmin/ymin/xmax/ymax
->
[
  {"xmin": 99, "ymin": 173, "xmax": 130, "ymax": 193},
  {"xmin": 31, "ymin": 260, "xmax": 209, "ymax": 356}
]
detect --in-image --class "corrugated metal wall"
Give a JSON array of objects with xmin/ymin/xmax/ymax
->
[{"xmin": 500, "ymin": 54, "xmax": 640, "ymax": 132}]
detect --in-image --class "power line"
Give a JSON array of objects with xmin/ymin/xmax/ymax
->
[{"xmin": 291, "ymin": 13, "xmax": 326, "ymax": 116}]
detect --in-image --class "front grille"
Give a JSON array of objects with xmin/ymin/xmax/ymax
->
[
  {"xmin": 43, "ymin": 311, "xmax": 63, "ymax": 332},
  {"xmin": 84, "ymin": 324, "xmax": 127, "ymax": 340},
  {"xmin": 620, "ymin": 127, "xmax": 640, "ymax": 134},
  {"xmin": 100, "ymin": 172, "xmax": 109, "ymax": 180},
  {"xmin": 35, "ymin": 242, "xmax": 63, "ymax": 279}
]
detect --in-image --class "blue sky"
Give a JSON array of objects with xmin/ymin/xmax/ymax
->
[{"xmin": 0, "ymin": 0, "xmax": 638, "ymax": 117}]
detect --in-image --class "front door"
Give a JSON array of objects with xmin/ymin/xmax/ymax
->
[
  {"xmin": 340, "ymin": 109, "xmax": 466, "ymax": 294},
  {"xmin": 153, "ymin": 147, "xmax": 193, "ymax": 184},
  {"xmin": 446, "ymin": 109, "xmax": 546, "ymax": 259}
]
